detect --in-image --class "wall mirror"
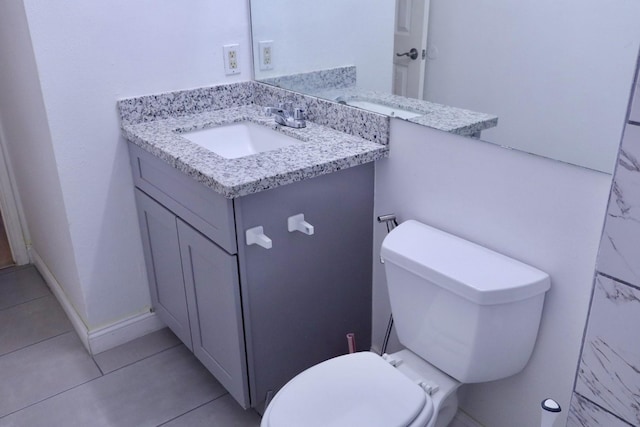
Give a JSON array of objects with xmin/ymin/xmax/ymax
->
[{"xmin": 250, "ymin": 0, "xmax": 640, "ymax": 173}]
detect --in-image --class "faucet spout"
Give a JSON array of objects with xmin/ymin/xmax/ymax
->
[{"xmin": 264, "ymin": 105, "xmax": 307, "ymax": 128}]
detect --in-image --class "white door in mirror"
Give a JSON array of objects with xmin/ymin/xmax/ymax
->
[{"xmin": 393, "ymin": 0, "xmax": 430, "ymax": 99}]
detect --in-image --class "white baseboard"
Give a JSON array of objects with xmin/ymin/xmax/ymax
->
[
  {"xmin": 450, "ymin": 410, "xmax": 484, "ymax": 427},
  {"xmin": 30, "ymin": 248, "xmax": 164, "ymax": 355},
  {"xmin": 30, "ymin": 248, "xmax": 92, "ymax": 352},
  {"xmin": 88, "ymin": 310, "xmax": 164, "ymax": 354}
]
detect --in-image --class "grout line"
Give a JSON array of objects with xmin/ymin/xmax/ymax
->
[
  {"xmin": 0, "ymin": 378, "xmax": 102, "ymax": 420},
  {"xmin": 0, "ymin": 358, "xmax": 102, "ymax": 420},
  {"xmin": 597, "ymin": 271, "xmax": 640, "ymax": 292},
  {"xmin": 0, "ymin": 342, "xmax": 184, "ymax": 421},
  {"xmin": 0, "ymin": 292, "xmax": 52, "ymax": 313},
  {"xmin": 0, "ymin": 264, "xmax": 33, "ymax": 277},
  {"xmin": 90, "ymin": 355, "xmax": 105, "ymax": 376},
  {"xmin": 155, "ymin": 395, "xmax": 227, "ymax": 426},
  {"xmin": 0, "ymin": 329, "xmax": 73, "ymax": 359},
  {"xmin": 0, "ymin": 263, "xmax": 17, "ymax": 272},
  {"xmin": 97, "ymin": 342, "xmax": 182, "ymax": 376},
  {"xmin": 575, "ymin": 393, "xmax": 635, "ymax": 427}
]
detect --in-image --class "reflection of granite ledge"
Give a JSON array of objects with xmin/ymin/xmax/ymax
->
[
  {"xmin": 259, "ymin": 66, "xmax": 498, "ymax": 137},
  {"xmin": 312, "ymin": 88, "xmax": 498, "ymax": 137}
]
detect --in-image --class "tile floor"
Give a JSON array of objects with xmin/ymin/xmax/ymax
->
[{"xmin": 0, "ymin": 265, "xmax": 262, "ymax": 427}]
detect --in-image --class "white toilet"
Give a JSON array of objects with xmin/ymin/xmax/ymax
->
[{"xmin": 261, "ymin": 220, "xmax": 550, "ymax": 427}]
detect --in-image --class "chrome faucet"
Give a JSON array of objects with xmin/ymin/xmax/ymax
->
[{"xmin": 264, "ymin": 103, "xmax": 307, "ymax": 128}]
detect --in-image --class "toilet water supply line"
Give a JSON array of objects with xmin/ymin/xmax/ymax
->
[
  {"xmin": 347, "ymin": 333, "xmax": 356, "ymax": 354},
  {"xmin": 378, "ymin": 213, "xmax": 399, "ymax": 355},
  {"xmin": 345, "ymin": 214, "xmax": 398, "ymax": 355}
]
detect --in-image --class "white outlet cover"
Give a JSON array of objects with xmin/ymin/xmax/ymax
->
[
  {"xmin": 223, "ymin": 44, "xmax": 240, "ymax": 75},
  {"xmin": 259, "ymin": 40, "xmax": 274, "ymax": 71}
]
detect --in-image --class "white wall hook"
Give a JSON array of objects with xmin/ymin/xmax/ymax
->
[
  {"xmin": 246, "ymin": 226, "xmax": 272, "ymax": 249},
  {"xmin": 287, "ymin": 214, "xmax": 314, "ymax": 235}
]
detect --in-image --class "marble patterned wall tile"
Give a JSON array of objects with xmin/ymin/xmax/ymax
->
[
  {"xmin": 597, "ymin": 124, "xmax": 640, "ymax": 285},
  {"xmin": 253, "ymin": 82, "xmax": 390, "ymax": 145},
  {"xmin": 118, "ymin": 82, "xmax": 254, "ymax": 126},
  {"xmin": 567, "ymin": 393, "xmax": 633, "ymax": 427},
  {"xmin": 574, "ymin": 274, "xmax": 640, "ymax": 426}
]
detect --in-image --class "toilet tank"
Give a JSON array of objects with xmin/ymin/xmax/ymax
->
[{"xmin": 380, "ymin": 220, "xmax": 550, "ymax": 383}]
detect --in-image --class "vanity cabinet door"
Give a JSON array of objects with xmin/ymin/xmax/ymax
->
[
  {"xmin": 134, "ymin": 189, "xmax": 193, "ymax": 350},
  {"xmin": 177, "ymin": 219, "xmax": 250, "ymax": 409}
]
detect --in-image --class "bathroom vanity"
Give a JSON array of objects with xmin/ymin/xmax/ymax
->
[{"xmin": 121, "ymin": 89, "xmax": 386, "ymax": 411}]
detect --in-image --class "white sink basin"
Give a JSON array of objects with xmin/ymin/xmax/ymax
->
[{"xmin": 180, "ymin": 122, "xmax": 303, "ymax": 159}]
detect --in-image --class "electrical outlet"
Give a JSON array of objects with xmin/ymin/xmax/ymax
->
[
  {"xmin": 223, "ymin": 44, "xmax": 240, "ymax": 75},
  {"xmin": 259, "ymin": 40, "xmax": 274, "ymax": 71}
]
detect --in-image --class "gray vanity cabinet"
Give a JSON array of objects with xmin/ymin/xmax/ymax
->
[
  {"xmin": 134, "ymin": 189, "xmax": 193, "ymax": 350},
  {"xmin": 129, "ymin": 142, "xmax": 373, "ymax": 411},
  {"xmin": 178, "ymin": 219, "xmax": 249, "ymax": 407},
  {"xmin": 135, "ymin": 189, "xmax": 249, "ymax": 407}
]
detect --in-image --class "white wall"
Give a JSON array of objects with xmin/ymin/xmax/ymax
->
[
  {"xmin": 14, "ymin": 0, "xmax": 251, "ymax": 329},
  {"xmin": 0, "ymin": 2, "xmax": 618, "ymax": 423},
  {"xmin": 373, "ymin": 119, "xmax": 611, "ymax": 427},
  {"xmin": 250, "ymin": 0, "xmax": 394, "ymax": 92},
  {"xmin": 0, "ymin": 0, "xmax": 88, "ymax": 322},
  {"xmin": 424, "ymin": 0, "xmax": 640, "ymax": 173}
]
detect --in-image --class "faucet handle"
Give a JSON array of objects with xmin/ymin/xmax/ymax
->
[
  {"xmin": 264, "ymin": 106, "xmax": 282, "ymax": 116},
  {"xmin": 294, "ymin": 108, "xmax": 306, "ymax": 120},
  {"xmin": 278, "ymin": 102, "xmax": 293, "ymax": 112}
]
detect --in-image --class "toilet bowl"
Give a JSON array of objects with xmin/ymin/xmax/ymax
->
[
  {"xmin": 260, "ymin": 350, "xmax": 460, "ymax": 427},
  {"xmin": 261, "ymin": 220, "xmax": 550, "ymax": 427}
]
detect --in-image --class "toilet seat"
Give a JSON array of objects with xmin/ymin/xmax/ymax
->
[{"xmin": 262, "ymin": 352, "xmax": 434, "ymax": 427}]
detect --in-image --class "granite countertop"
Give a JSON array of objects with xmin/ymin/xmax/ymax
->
[
  {"xmin": 121, "ymin": 104, "xmax": 388, "ymax": 198},
  {"xmin": 311, "ymin": 87, "xmax": 498, "ymax": 137}
]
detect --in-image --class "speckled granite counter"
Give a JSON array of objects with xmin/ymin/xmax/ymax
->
[
  {"xmin": 121, "ymin": 104, "xmax": 387, "ymax": 198},
  {"xmin": 260, "ymin": 66, "xmax": 498, "ymax": 137}
]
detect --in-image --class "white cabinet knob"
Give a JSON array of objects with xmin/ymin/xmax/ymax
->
[
  {"xmin": 288, "ymin": 214, "xmax": 314, "ymax": 235},
  {"xmin": 246, "ymin": 226, "xmax": 272, "ymax": 249}
]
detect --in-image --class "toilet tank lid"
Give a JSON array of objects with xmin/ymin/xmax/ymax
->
[{"xmin": 380, "ymin": 220, "xmax": 550, "ymax": 305}]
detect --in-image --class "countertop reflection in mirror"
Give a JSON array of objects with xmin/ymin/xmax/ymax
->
[{"xmin": 250, "ymin": 0, "xmax": 640, "ymax": 173}]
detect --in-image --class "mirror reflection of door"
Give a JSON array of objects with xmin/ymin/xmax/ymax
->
[{"xmin": 393, "ymin": 0, "xmax": 430, "ymax": 99}]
